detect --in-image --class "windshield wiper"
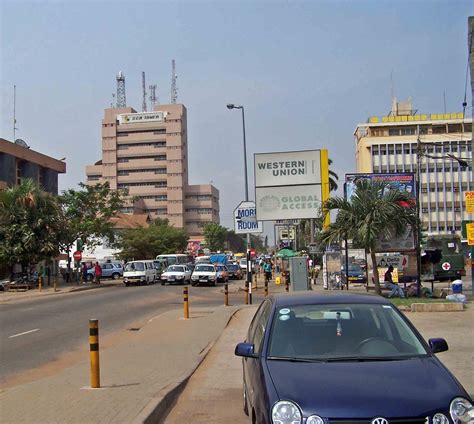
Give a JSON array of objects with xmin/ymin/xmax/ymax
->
[
  {"xmin": 324, "ymin": 356, "xmax": 407, "ymax": 362},
  {"xmin": 267, "ymin": 356, "xmax": 325, "ymax": 363}
]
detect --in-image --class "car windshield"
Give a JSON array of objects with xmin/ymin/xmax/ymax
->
[
  {"xmin": 167, "ymin": 266, "xmax": 184, "ymax": 272},
  {"xmin": 227, "ymin": 265, "xmax": 238, "ymax": 271},
  {"xmin": 216, "ymin": 265, "xmax": 225, "ymax": 271},
  {"xmin": 268, "ymin": 303, "xmax": 427, "ymax": 361},
  {"xmin": 125, "ymin": 262, "xmax": 145, "ymax": 271},
  {"xmin": 195, "ymin": 265, "xmax": 215, "ymax": 272},
  {"xmin": 342, "ymin": 264, "xmax": 363, "ymax": 273}
]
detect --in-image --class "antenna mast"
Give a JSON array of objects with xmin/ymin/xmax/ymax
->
[
  {"xmin": 141, "ymin": 71, "xmax": 147, "ymax": 112},
  {"xmin": 149, "ymin": 84, "xmax": 158, "ymax": 109},
  {"xmin": 116, "ymin": 71, "xmax": 126, "ymax": 108},
  {"xmin": 13, "ymin": 85, "xmax": 17, "ymax": 141},
  {"xmin": 171, "ymin": 59, "xmax": 178, "ymax": 104}
]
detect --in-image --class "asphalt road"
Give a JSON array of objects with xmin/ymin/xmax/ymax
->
[{"xmin": 0, "ymin": 279, "xmax": 255, "ymax": 384}]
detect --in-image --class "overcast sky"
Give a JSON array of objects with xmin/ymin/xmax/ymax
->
[{"xmin": 1, "ymin": 0, "xmax": 472, "ymax": 231}]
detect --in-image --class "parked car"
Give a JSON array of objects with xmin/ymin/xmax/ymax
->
[
  {"xmin": 152, "ymin": 260, "xmax": 164, "ymax": 280},
  {"xmin": 191, "ymin": 264, "xmax": 218, "ymax": 287},
  {"xmin": 226, "ymin": 263, "xmax": 243, "ymax": 280},
  {"xmin": 123, "ymin": 260, "xmax": 156, "ymax": 286},
  {"xmin": 235, "ymin": 292, "xmax": 472, "ymax": 424},
  {"xmin": 215, "ymin": 264, "xmax": 229, "ymax": 283},
  {"xmin": 86, "ymin": 262, "xmax": 123, "ymax": 281},
  {"xmin": 340, "ymin": 263, "xmax": 367, "ymax": 284},
  {"xmin": 161, "ymin": 265, "xmax": 192, "ymax": 285}
]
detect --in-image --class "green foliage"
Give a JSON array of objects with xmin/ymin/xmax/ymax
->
[
  {"xmin": 0, "ymin": 179, "xmax": 63, "ymax": 270},
  {"xmin": 203, "ymin": 222, "xmax": 227, "ymax": 252},
  {"xmin": 117, "ymin": 218, "xmax": 188, "ymax": 261},
  {"xmin": 328, "ymin": 158, "xmax": 339, "ymax": 193},
  {"xmin": 58, "ymin": 182, "xmax": 127, "ymax": 259},
  {"xmin": 318, "ymin": 180, "xmax": 416, "ymax": 294}
]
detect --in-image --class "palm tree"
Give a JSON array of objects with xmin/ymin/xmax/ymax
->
[
  {"xmin": 318, "ymin": 180, "xmax": 416, "ymax": 295},
  {"xmin": 328, "ymin": 158, "xmax": 339, "ymax": 192}
]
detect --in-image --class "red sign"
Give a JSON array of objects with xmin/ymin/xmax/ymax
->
[
  {"xmin": 73, "ymin": 251, "xmax": 82, "ymax": 262},
  {"xmin": 250, "ymin": 248, "xmax": 256, "ymax": 258},
  {"xmin": 441, "ymin": 262, "xmax": 451, "ymax": 271}
]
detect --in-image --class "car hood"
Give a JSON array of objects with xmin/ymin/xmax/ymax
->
[
  {"xmin": 267, "ymin": 357, "xmax": 464, "ymax": 417},
  {"xmin": 163, "ymin": 272, "xmax": 185, "ymax": 276},
  {"xmin": 193, "ymin": 271, "xmax": 215, "ymax": 276}
]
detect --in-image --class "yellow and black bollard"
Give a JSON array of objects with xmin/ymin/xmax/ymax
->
[
  {"xmin": 265, "ymin": 279, "xmax": 268, "ymax": 297},
  {"xmin": 224, "ymin": 283, "xmax": 229, "ymax": 306},
  {"xmin": 38, "ymin": 276, "xmax": 43, "ymax": 292},
  {"xmin": 89, "ymin": 319, "xmax": 100, "ymax": 388},
  {"xmin": 244, "ymin": 285, "xmax": 249, "ymax": 305},
  {"xmin": 253, "ymin": 273, "xmax": 258, "ymax": 290},
  {"xmin": 285, "ymin": 277, "xmax": 289, "ymax": 293},
  {"xmin": 183, "ymin": 286, "xmax": 189, "ymax": 319}
]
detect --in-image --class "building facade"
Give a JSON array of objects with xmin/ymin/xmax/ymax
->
[
  {"xmin": 0, "ymin": 138, "xmax": 66, "ymax": 194},
  {"xmin": 85, "ymin": 104, "xmax": 219, "ymax": 239},
  {"xmin": 355, "ymin": 102, "xmax": 472, "ymax": 236}
]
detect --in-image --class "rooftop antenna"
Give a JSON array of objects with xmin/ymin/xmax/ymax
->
[
  {"xmin": 149, "ymin": 84, "xmax": 158, "ymax": 109},
  {"xmin": 443, "ymin": 91, "xmax": 447, "ymax": 114},
  {"xmin": 171, "ymin": 59, "xmax": 178, "ymax": 104},
  {"xmin": 141, "ymin": 71, "xmax": 147, "ymax": 112},
  {"xmin": 111, "ymin": 93, "xmax": 115, "ymax": 108},
  {"xmin": 116, "ymin": 71, "xmax": 126, "ymax": 108},
  {"xmin": 13, "ymin": 85, "xmax": 19, "ymax": 141}
]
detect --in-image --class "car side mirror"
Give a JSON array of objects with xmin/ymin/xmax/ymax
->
[
  {"xmin": 235, "ymin": 342, "xmax": 258, "ymax": 358},
  {"xmin": 429, "ymin": 338, "xmax": 448, "ymax": 354}
]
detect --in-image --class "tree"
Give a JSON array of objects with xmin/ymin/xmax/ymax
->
[
  {"xmin": 0, "ymin": 179, "xmax": 62, "ymax": 276},
  {"xmin": 117, "ymin": 218, "xmax": 188, "ymax": 261},
  {"xmin": 58, "ymin": 182, "xmax": 127, "ymax": 274},
  {"xmin": 328, "ymin": 158, "xmax": 339, "ymax": 193},
  {"xmin": 203, "ymin": 223, "xmax": 228, "ymax": 252},
  {"xmin": 318, "ymin": 180, "xmax": 416, "ymax": 295}
]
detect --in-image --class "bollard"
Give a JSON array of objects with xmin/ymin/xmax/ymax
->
[
  {"xmin": 265, "ymin": 279, "xmax": 268, "ymax": 297},
  {"xmin": 89, "ymin": 319, "xmax": 100, "ymax": 388},
  {"xmin": 183, "ymin": 286, "xmax": 189, "ymax": 319},
  {"xmin": 38, "ymin": 276, "xmax": 42, "ymax": 292},
  {"xmin": 253, "ymin": 274, "xmax": 258, "ymax": 290},
  {"xmin": 285, "ymin": 279, "xmax": 289, "ymax": 292},
  {"xmin": 224, "ymin": 283, "xmax": 229, "ymax": 306},
  {"xmin": 244, "ymin": 285, "xmax": 249, "ymax": 305}
]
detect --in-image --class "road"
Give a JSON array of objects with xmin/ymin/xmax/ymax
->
[{"xmin": 0, "ymin": 279, "xmax": 254, "ymax": 385}]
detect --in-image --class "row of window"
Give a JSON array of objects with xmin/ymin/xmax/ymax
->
[
  {"xmin": 117, "ymin": 168, "xmax": 166, "ymax": 176},
  {"xmin": 117, "ymin": 129, "xmax": 166, "ymax": 136},
  {"xmin": 371, "ymin": 142, "xmax": 470, "ymax": 156},
  {"xmin": 137, "ymin": 195, "xmax": 168, "ymax": 201},
  {"xmin": 88, "ymin": 175, "xmax": 101, "ymax": 181},
  {"xmin": 118, "ymin": 141, "xmax": 166, "ymax": 149},
  {"xmin": 117, "ymin": 155, "xmax": 166, "ymax": 162},
  {"xmin": 185, "ymin": 195, "xmax": 213, "ymax": 201},
  {"xmin": 149, "ymin": 208, "xmax": 167, "ymax": 214},
  {"xmin": 422, "ymin": 207, "xmax": 461, "ymax": 213},
  {"xmin": 117, "ymin": 182, "xmax": 167, "ymax": 188},
  {"xmin": 185, "ymin": 208, "xmax": 214, "ymax": 214}
]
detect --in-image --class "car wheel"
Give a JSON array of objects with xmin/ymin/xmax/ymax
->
[
  {"xmin": 112, "ymin": 273, "xmax": 120, "ymax": 280},
  {"xmin": 124, "ymin": 282, "xmax": 129, "ymax": 286},
  {"xmin": 243, "ymin": 381, "xmax": 249, "ymax": 416}
]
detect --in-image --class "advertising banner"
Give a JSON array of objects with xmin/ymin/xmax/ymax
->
[
  {"xmin": 345, "ymin": 172, "xmax": 416, "ymax": 252},
  {"xmin": 233, "ymin": 201, "xmax": 263, "ymax": 234},
  {"xmin": 256, "ymin": 184, "xmax": 322, "ymax": 220},
  {"xmin": 465, "ymin": 191, "xmax": 474, "ymax": 214},
  {"xmin": 118, "ymin": 111, "xmax": 166, "ymax": 124},
  {"xmin": 254, "ymin": 150, "xmax": 321, "ymax": 187}
]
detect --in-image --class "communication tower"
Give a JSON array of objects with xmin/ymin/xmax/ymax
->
[
  {"xmin": 142, "ymin": 71, "xmax": 147, "ymax": 112},
  {"xmin": 149, "ymin": 84, "xmax": 158, "ymax": 109},
  {"xmin": 171, "ymin": 60, "xmax": 178, "ymax": 104},
  {"xmin": 116, "ymin": 71, "xmax": 126, "ymax": 108}
]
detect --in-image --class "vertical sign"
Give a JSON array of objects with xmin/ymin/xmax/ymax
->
[{"xmin": 465, "ymin": 191, "xmax": 474, "ymax": 214}]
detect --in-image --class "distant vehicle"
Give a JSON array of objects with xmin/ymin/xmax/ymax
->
[
  {"xmin": 152, "ymin": 261, "xmax": 164, "ymax": 280},
  {"xmin": 195, "ymin": 255, "xmax": 211, "ymax": 264},
  {"xmin": 235, "ymin": 292, "xmax": 472, "ymax": 424},
  {"xmin": 161, "ymin": 265, "xmax": 192, "ymax": 285},
  {"xmin": 424, "ymin": 234, "xmax": 466, "ymax": 281},
  {"xmin": 226, "ymin": 263, "xmax": 243, "ymax": 280},
  {"xmin": 86, "ymin": 262, "xmax": 123, "ymax": 281},
  {"xmin": 341, "ymin": 263, "xmax": 367, "ymax": 284},
  {"xmin": 215, "ymin": 264, "xmax": 229, "ymax": 283},
  {"xmin": 123, "ymin": 260, "xmax": 156, "ymax": 286},
  {"xmin": 155, "ymin": 254, "xmax": 189, "ymax": 267},
  {"xmin": 191, "ymin": 264, "xmax": 218, "ymax": 287}
]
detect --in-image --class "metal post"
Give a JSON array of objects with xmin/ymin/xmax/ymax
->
[
  {"xmin": 224, "ymin": 283, "xmax": 229, "ymax": 306},
  {"xmin": 38, "ymin": 276, "xmax": 42, "ymax": 292},
  {"xmin": 89, "ymin": 319, "xmax": 100, "ymax": 388},
  {"xmin": 415, "ymin": 136, "xmax": 422, "ymax": 298},
  {"xmin": 344, "ymin": 183, "xmax": 349, "ymax": 290},
  {"xmin": 183, "ymin": 287, "xmax": 189, "ymax": 319}
]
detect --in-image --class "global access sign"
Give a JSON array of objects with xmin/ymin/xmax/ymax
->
[{"xmin": 234, "ymin": 201, "xmax": 263, "ymax": 234}]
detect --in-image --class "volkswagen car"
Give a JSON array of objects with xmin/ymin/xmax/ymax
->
[
  {"xmin": 235, "ymin": 292, "xmax": 472, "ymax": 424},
  {"xmin": 160, "ymin": 265, "xmax": 192, "ymax": 285}
]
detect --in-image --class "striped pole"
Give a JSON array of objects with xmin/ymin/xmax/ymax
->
[
  {"xmin": 224, "ymin": 283, "xmax": 229, "ymax": 306},
  {"xmin": 265, "ymin": 278, "xmax": 268, "ymax": 297},
  {"xmin": 183, "ymin": 287, "xmax": 189, "ymax": 319},
  {"xmin": 38, "ymin": 276, "xmax": 43, "ymax": 292},
  {"xmin": 89, "ymin": 319, "xmax": 100, "ymax": 388}
]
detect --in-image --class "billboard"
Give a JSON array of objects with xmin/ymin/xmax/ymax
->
[
  {"xmin": 233, "ymin": 201, "xmax": 263, "ymax": 234},
  {"xmin": 254, "ymin": 150, "xmax": 322, "ymax": 187},
  {"xmin": 345, "ymin": 172, "xmax": 416, "ymax": 252},
  {"xmin": 256, "ymin": 184, "xmax": 322, "ymax": 220},
  {"xmin": 118, "ymin": 111, "xmax": 166, "ymax": 124}
]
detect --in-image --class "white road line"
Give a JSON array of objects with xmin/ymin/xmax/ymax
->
[{"xmin": 9, "ymin": 328, "xmax": 40, "ymax": 339}]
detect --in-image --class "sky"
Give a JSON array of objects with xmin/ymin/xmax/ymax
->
[{"xmin": 1, "ymin": 0, "xmax": 472, "ymax": 232}]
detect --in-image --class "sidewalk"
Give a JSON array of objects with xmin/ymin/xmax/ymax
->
[{"xmin": 0, "ymin": 305, "xmax": 242, "ymax": 424}]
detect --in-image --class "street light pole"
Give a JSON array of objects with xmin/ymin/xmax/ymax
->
[{"xmin": 227, "ymin": 104, "xmax": 252, "ymax": 304}]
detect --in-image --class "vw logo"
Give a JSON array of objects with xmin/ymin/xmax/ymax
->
[{"xmin": 371, "ymin": 419, "xmax": 388, "ymax": 424}]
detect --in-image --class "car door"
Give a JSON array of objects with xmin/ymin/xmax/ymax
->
[
  {"xmin": 102, "ymin": 263, "xmax": 113, "ymax": 278},
  {"xmin": 244, "ymin": 300, "xmax": 272, "ymax": 419}
]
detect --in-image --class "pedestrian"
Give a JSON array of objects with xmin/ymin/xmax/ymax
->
[
  {"xmin": 94, "ymin": 262, "xmax": 102, "ymax": 284},
  {"xmin": 263, "ymin": 261, "xmax": 272, "ymax": 283},
  {"xmin": 384, "ymin": 265, "xmax": 404, "ymax": 298},
  {"xmin": 82, "ymin": 262, "xmax": 88, "ymax": 283}
]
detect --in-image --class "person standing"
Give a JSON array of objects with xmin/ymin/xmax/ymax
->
[
  {"xmin": 263, "ymin": 261, "xmax": 272, "ymax": 283},
  {"xmin": 82, "ymin": 262, "xmax": 88, "ymax": 283},
  {"xmin": 384, "ymin": 265, "xmax": 404, "ymax": 298},
  {"xmin": 94, "ymin": 262, "xmax": 102, "ymax": 284}
]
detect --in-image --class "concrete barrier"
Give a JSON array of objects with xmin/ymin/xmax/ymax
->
[{"xmin": 411, "ymin": 303, "xmax": 464, "ymax": 312}]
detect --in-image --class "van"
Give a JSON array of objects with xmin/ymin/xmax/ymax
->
[{"xmin": 123, "ymin": 260, "xmax": 157, "ymax": 286}]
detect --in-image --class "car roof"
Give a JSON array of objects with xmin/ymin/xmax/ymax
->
[{"xmin": 270, "ymin": 291, "xmax": 392, "ymax": 307}]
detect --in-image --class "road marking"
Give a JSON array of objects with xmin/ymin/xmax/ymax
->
[{"xmin": 9, "ymin": 328, "xmax": 39, "ymax": 339}]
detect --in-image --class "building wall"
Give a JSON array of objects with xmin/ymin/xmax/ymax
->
[
  {"xmin": 86, "ymin": 105, "xmax": 220, "ymax": 235},
  {"xmin": 355, "ymin": 116, "xmax": 472, "ymax": 235}
]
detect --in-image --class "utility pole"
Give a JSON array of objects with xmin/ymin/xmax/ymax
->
[{"xmin": 415, "ymin": 130, "xmax": 422, "ymax": 298}]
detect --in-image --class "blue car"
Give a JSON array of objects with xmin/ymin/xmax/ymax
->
[{"xmin": 235, "ymin": 292, "xmax": 472, "ymax": 424}]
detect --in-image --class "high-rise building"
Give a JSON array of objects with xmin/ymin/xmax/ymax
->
[
  {"xmin": 354, "ymin": 99, "xmax": 472, "ymax": 235},
  {"xmin": 85, "ymin": 104, "xmax": 219, "ymax": 240}
]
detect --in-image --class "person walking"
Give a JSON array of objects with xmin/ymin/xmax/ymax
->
[
  {"xmin": 384, "ymin": 265, "xmax": 404, "ymax": 298},
  {"xmin": 94, "ymin": 262, "xmax": 102, "ymax": 284},
  {"xmin": 263, "ymin": 261, "xmax": 273, "ymax": 283},
  {"xmin": 82, "ymin": 262, "xmax": 88, "ymax": 284}
]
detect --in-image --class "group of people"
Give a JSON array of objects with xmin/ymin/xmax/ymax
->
[{"xmin": 80, "ymin": 262, "xmax": 102, "ymax": 284}]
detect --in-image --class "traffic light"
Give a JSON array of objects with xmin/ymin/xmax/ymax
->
[{"xmin": 76, "ymin": 239, "xmax": 84, "ymax": 252}]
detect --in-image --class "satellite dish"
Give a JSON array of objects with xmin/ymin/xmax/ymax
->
[{"xmin": 15, "ymin": 139, "xmax": 30, "ymax": 148}]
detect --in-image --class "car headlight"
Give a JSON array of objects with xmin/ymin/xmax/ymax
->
[
  {"xmin": 450, "ymin": 397, "xmax": 474, "ymax": 423},
  {"xmin": 209, "ymin": 275, "xmax": 216, "ymax": 280},
  {"xmin": 272, "ymin": 400, "xmax": 302, "ymax": 424},
  {"xmin": 432, "ymin": 413, "xmax": 449, "ymax": 424},
  {"xmin": 191, "ymin": 276, "xmax": 198, "ymax": 280},
  {"xmin": 306, "ymin": 416, "xmax": 324, "ymax": 424},
  {"xmin": 176, "ymin": 275, "xmax": 183, "ymax": 279}
]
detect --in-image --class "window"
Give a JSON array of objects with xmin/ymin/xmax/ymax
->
[
  {"xmin": 248, "ymin": 300, "xmax": 272, "ymax": 353},
  {"xmin": 388, "ymin": 128, "xmax": 400, "ymax": 136},
  {"xmin": 400, "ymin": 128, "xmax": 416, "ymax": 135}
]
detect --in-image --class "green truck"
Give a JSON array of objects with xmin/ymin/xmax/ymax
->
[{"xmin": 422, "ymin": 234, "xmax": 466, "ymax": 281}]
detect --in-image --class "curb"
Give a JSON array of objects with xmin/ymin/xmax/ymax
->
[
  {"xmin": 411, "ymin": 302, "xmax": 465, "ymax": 312},
  {"xmin": 134, "ymin": 306, "xmax": 245, "ymax": 424}
]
